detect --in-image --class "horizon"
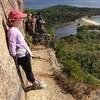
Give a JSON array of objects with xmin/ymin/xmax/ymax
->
[{"xmin": 24, "ymin": 0, "xmax": 100, "ymax": 9}]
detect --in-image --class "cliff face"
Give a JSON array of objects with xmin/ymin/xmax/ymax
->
[{"xmin": 0, "ymin": 0, "xmax": 25, "ymax": 100}]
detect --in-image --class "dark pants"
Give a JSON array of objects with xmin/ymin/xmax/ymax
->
[{"xmin": 17, "ymin": 54, "xmax": 35, "ymax": 83}]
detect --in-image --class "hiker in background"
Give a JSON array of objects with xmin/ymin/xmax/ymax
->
[
  {"xmin": 32, "ymin": 15, "xmax": 37, "ymax": 35},
  {"xmin": 31, "ymin": 15, "xmax": 38, "ymax": 44},
  {"xmin": 35, "ymin": 11, "xmax": 46, "ymax": 42},
  {"xmin": 25, "ymin": 13, "xmax": 33, "ymax": 36},
  {"xmin": 7, "ymin": 10, "xmax": 46, "ymax": 89},
  {"xmin": 25, "ymin": 13, "xmax": 38, "ymax": 44}
]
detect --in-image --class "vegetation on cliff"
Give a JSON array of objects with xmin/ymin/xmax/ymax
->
[{"xmin": 56, "ymin": 25, "xmax": 100, "ymax": 85}]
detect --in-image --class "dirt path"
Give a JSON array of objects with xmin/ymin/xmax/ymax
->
[{"xmin": 26, "ymin": 45, "xmax": 74, "ymax": 100}]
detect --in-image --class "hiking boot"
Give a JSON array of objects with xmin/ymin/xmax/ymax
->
[{"xmin": 33, "ymin": 80, "xmax": 47, "ymax": 89}]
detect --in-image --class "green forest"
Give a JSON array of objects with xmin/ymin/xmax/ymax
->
[
  {"xmin": 56, "ymin": 25, "xmax": 100, "ymax": 85},
  {"xmin": 25, "ymin": 5, "xmax": 100, "ymax": 27}
]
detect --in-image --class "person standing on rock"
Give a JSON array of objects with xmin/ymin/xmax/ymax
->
[
  {"xmin": 7, "ymin": 10, "xmax": 46, "ymax": 89},
  {"xmin": 35, "ymin": 11, "xmax": 46, "ymax": 41},
  {"xmin": 25, "ymin": 13, "xmax": 37, "ymax": 44},
  {"xmin": 25, "ymin": 13, "xmax": 33, "ymax": 36}
]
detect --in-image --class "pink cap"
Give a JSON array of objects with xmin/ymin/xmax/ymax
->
[{"xmin": 8, "ymin": 10, "xmax": 27, "ymax": 19}]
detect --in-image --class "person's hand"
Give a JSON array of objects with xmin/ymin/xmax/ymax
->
[
  {"xmin": 13, "ymin": 55, "xmax": 17, "ymax": 61},
  {"xmin": 13, "ymin": 55, "xmax": 18, "ymax": 66}
]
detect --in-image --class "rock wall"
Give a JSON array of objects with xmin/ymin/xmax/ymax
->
[{"xmin": 0, "ymin": 0, "xmax": 25, "ymax": 100}]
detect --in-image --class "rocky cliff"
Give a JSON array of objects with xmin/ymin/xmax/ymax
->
[{"xmin": 0, "ymin": 0, "xmax": 25, "ymax": 100}]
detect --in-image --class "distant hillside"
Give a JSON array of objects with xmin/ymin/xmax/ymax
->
[{"xmin": 25, "ymin": 5, "xmax": 100, "ymax": 26}]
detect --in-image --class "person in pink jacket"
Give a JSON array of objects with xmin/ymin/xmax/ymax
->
[{"xmin": 7, "ymin": 10, "xmax": 46, "ymax": 89}]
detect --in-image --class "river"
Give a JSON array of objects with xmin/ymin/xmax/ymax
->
[
  {"xmin": 55, "ymin": 16, "xmax": 100, "ymax": 39},
  {"xmin": 55, "ymin": 22, "xmax": 77, "ymax": 39},
  {"xmin": 55, "ymin": 19, "xmax": 83, "ymax": 39}
]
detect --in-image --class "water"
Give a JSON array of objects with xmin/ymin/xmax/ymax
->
[
  {"xmin": 55, "ymin": 22, "xmax": 77, "ymax": 39},
  {"xmin": 91, "ymin": 16, "xmax": 100, "ymax": 23},
  {"xmin": 56, "ymin": 17, "xmax": 100, "ymax": 39},
  {"xmin": 56, "ymin": 16, "xmax": 100, "ymax": 39},
  {"xmin": 24, "ymin": 0, "xmax": 100, "ymax": 9},
  {"xmin": 55, "ymin": 19, "xmax": 82, "ymax": 39}
]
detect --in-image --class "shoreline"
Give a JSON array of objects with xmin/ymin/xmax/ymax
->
[
  {"xmin": 55, "ymin": 22, "xmax": 71, "ymax": 29},
  {"xmin": 81, "ymin": 17, "xmax": 100, "ymax": 26},
  {"xmin": 55, "ymin": 16, "xmax": 100, "ymax": 39}
]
